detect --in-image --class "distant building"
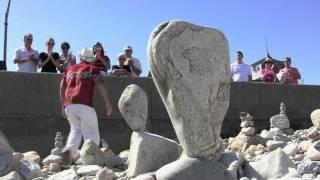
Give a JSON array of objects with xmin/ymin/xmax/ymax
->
[{"xmin": 251, "ymin": 57, "xmax": 284, "ymax": 81}]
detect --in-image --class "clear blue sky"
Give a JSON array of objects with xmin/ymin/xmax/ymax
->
[{"xmin": 0, "ymin": 0, "xmax": 319, "ymax": 84}]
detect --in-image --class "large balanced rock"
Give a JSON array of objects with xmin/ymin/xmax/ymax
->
[
  {"xmin": 127, "ymin": 131, "xmax": 181, "ymax": 178},
  {"xmin": 118, "ymin": 84, "xmax": 148, "ymax": 131},
  {"xmin": 155, "ymin": 157, "xmax": 234, "ymax": 180},
  {"xmin": 148, "ymin": 20, "xmax": 230, "ymax": 160}
]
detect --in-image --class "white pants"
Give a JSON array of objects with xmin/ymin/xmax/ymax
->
[{"xmin": 64, "ymin": 104, "xmax": 100, "ymax": 158}]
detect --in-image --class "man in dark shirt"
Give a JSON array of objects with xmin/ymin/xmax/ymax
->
[
  {"xmin": 38, "ymin": 38, "xmax": 60, "ymax": 73},
  {"xmin": 111, "ymin": 54, "xmax": 131, "ymax": 76}
]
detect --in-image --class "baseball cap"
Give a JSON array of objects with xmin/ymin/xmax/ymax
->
[{"xmin": 80, "ymin": 48, "xmax": 95, "ymax": 63}]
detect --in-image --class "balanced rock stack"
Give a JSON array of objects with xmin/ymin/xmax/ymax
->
[
  {"xmin": 148, "ymin": 20, "xmax": 233, "ymax": 180},
  {"xmin": 230, "ymin": 113, "xmax": 262, "ymax": 153},
  {"xmin": 118, "ymin": 84, "xmax": 181, "ymax": 179},
  {"xmin": 270, "ymin": 102, "xmax": 290, "ymax": 130},
  {"xmin": 240, "ymin": 112, "xmax": 255, "ymax": 136},
  {"xmin": 42, "ymin": 132, "xmax": 65, "ymax": 168}
]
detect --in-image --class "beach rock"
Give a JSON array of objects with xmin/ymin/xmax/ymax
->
[
  {"xmin": 240, "ymin": 121, "xmax": 254, "ymax": 128},
  {"xmin": 95, "ymin": 168, "xmax": 115, "ymax": 180},
  {"xmin": 283, "ymin": 143, "xmax": 299, "ymax": 157},
  {"xmin": 47, "ymin": 163, "xmax": 61, "ymax": 172},
  {"xmin": 155, "ymin": 157, "xmax": 234, "ymax": 180},
  {"xmin": 23, "ymin": 151, "xmax": 40, "ymax": 164},
  {"xmin": 245, "ymin": 149, "xmax": 298, "ymax": 180},
  {"xmin": 270, "ymin": 114, "xmax": 290, "ymax": 130},
  {"xmin": 0, "ymin": 171, "xmax": 22, "ymax": 180},
  {"xmin": 311, "ymin": 109, "xmax": 320, "ymax": 128},
  {"xmin": 48, "ymin": 167, "xmax": 79, "ymax": 180},
  {"xmin": 77, "ymin": 165, "xmax": 102, "ymax": 176},
  {"xmin": 266, "ymin": 140, "xmax": 286, "ymax": 151},
  {"xmin": 148, "ymin": 20, "xmax": 230, "ymax": 160},
  {"xmin": 219, "ymin": 152, "xmax": 244, "ymax": 179},
  {"xmin": 230, "ymin": 133, "xmax": 264, "ymax": 152},
  {"xmin": 127, "ymin": 131, "xmax": 181, "ymax": 178},
  {"xmin": 80, "ymin": 140, "xmax": 104, "ymax": 166},
  {"xmin": 306, "ymin": 145, "xmax": 320, "ymax": 161},
  {"xmin": 42, "ymin": 154, "xmax": 63, "ymax": 166},
  {"xmin": 0, "ymin": 131, "xmax": 14, "ymax": 155},
  {"xmin": 118, "ymin": 84, "xmax": 148, "ymax": 131},
  {"xmin": 297, "ymin": 159, "xmax": 320, "ymax": 175},
  {"xmin": 19, "ymin": 159, "xmax": 42, "ymax": 180}
]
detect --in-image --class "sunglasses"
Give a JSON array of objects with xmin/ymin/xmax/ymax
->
[
  {"xmin": 48, "ymin": 43, "xmax": 55, "ymax": 45},
  {"xmin": 62, "ymin": 47, "xmax": 69, "ymax": 50},
  {"xmin": 26, "ymin": 38, "xmax": 33, "ymax": 41}
]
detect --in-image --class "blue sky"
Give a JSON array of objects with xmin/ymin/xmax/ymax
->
[{"xmin": 0, "ymin": 0, "xmax": 319, "ymax": 84}]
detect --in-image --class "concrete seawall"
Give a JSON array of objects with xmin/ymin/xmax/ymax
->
[{"xmin": 0, "ymin": 71, "xmax": 319, "ymax": 156}]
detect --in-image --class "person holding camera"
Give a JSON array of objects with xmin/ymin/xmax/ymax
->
[{"xmin": 123, "ymin": 45, "xmax": 142, "ymax": 76}]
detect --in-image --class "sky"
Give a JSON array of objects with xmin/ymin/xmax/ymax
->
[{"xmin": 0, "ymin": 0, "xmax": 319, "ymax": 84}]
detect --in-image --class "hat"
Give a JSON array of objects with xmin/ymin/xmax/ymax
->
[
  {"xmin": 264, "ymin": 57, "xmax": 273, "ymax": 63},
  {"xmin": 80, "ymin": 48, "xmax": 95, "ymax": 63},
  {"xmin": 124, "ymin": 45, "xmax": 133, "ymax": 51},
  {"xmin": 284, "ymin": 57, "xmax": 291, "ymax": 63}
]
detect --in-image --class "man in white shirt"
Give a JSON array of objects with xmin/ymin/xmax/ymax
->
[
  {"xmin": 123, "ymin": 45, "xmax": 142, "ymax": 77},
  {"xmin": 13, "ymin": 33, "xmax": 39, "ymax": 72},
  {"xmin": 230, "ymin": 51, "xmax": 252, "ymax": 82}
]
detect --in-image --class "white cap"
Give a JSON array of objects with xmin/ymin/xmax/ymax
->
[
  {"xmin": 123, "ymin": 45, "xmax": 133, "ymax": 51},
  {"xmin": 80, "ymin": 48, "xmax": 95, "ymax": 63}
]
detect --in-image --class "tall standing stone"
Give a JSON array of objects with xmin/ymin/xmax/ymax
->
[{"xmin": 148, "ymin": 20, "xmax": 230, "ymax": 160}]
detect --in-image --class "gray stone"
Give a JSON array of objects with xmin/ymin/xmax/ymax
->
[
  {"xmin": 0, "ymin": 171, "xmax": 22, "ymax": 180},
  {"xmin": 42, "ymin": 154, "xmax": 63, "ymax": 166},
  {"xmin": 307, "ymin": 126, "xmax": 319, "ymax": 139},
  {"xmin": 155, "ymin": 157, "xmax": 234, "ymax": 180},
  {"xmin": 270, "ymin": 114, "xmax": 290, "ymax": 130},
  {"xmin": 241, "ymin": 127, "xmax": 255, "ymax": 136},
  {"xmin": 101, "ymin": 148, "xmax": 124, "ymax": 168},
  {"xmin": 311, "ymin": 109, "xmax": 320, "ymax": 128},
  {"xmin": 80, "ymin": 140, "xmax": 104, "ymax": 166},
  {"xmin": 148, "ymin": 20, "xmax": 230, "ymax": 160},
  {"xmin": 127, "ymin": 131, "xmax": 181, "ymax": 178},
  {"xmin": 230, "ymin": 133, "xmax": 265, "ymax": 152},
  {"xmin": 118, "ymin": 84, "xmax": 148, "ymax": 131},
  {"xmin": 239, "ymin": 177, "xmax": 250, "ymax": 180},
  {"xmin": 77, "ymin": 165, "xmax": 102, "ymax": 176},
  {"xmin": 266, "ymin": 140, "xmax": 286, "ymax": 151},
  {"xmin": 283, "ymin": 143, "xmax": 299, "ymax": 157},
  {"xmin": 305, "ymin": 145, "xmax": 320, "ymax": 161},
  {"xmin": 23, "ymin": 151, "xmax": 40, "ymax": 164},
  {"xmin": 0, "ymin": 153, "xmax": 22, "ymax": 176},
  {"xmin": 245, "ymin": 149, "xmax": 298, "ymax": 180},
  {"xmin": 48, "ymin": 167, "xmax": 79, "ymax": 180},
  {"xmin": 0, "ymin": 131, "xmax": 14, "ymax": 155},
  {"xmin": 95, "ymin": 168, "xmax": 115, "ymax": 180},
  {"xmin": 47, "ymin": 163, "xmax": 61, "ymax": 172},
  {"xmin": 273, "ymin": 133, "xmax": 291, "ymax": 142},
  {"xmin": 297, "ymin": 159, "xmax": 320, "ymax": 175},
  {"xmin": 219, "ymin": 152, "xmax": 245, "ymax": 179},
  {"xmin": 19, "ymin": 159, "xmax": 42, "ymax": 180},
  {"xmin": 131, "ymin": 173, "xmax": 156, "ymax": 180}
]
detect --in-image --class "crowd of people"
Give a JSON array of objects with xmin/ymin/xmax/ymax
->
[
  {"xmin": 230, "ymin": 51, "xmax": 301, "ymax": 85},
  {"xmin": 13, "ymin": 33, "xmax": 142, "ymax": 77}
]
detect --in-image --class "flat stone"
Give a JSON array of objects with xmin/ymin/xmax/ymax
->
[
  {"xmin": 266, "ymin": 140, "xmax": 286, "ymax": 151},
  {"xmin": 42, "ymin": 154, "xmax": 63, "ymax": 166},
  {"xmin": 77, "ymin": 165, "xmax": 102, "ymax": 176},
  {"xmin": 118, "ymin": 84, "xmax": 148, "ymax": 131},
  {"xmin": 127, "ymin": 131, "xmax": 181, "ymax": 178},
  {"xmin": 311, "ymin": 109, "xmax": 320, "ymax": 128},
  {"xmin": 270, "ymin": 114, "xmax": 290, "ymax": 129},
  {"xmin": 155, "ymin": 157, "xmax": 234, "ymax": 180},
  {"xmin": 148, "ymin": 20, "xmax": 230, "ymax": 160},
  {"xmin": 48, "ymin": 167, "xmax": 79, "ymax": 180}
]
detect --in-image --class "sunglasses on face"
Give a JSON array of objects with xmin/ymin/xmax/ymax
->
[
  {"xmin": 26, "ymin": 38, "xmax": 33, "ymax": 41},
  {"xmin": 48, "ymin": 43, "xmax": 55, "ymax": 46},
  {"xmin": 62, "ymin": 47, "xmax": 69, "ymax": 50}
]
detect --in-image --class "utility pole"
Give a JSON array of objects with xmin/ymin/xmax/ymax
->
[{"xmin": 1, "ymin": 0, "xmax": 12, "ymax": 70}]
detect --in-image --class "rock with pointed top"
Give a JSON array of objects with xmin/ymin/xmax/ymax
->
[
  {"xmin": 118, "ymin": 84, "xmax": 148, "ymax": 132},
  {"xmin": 148, "ymin": 19, "xmax": 230, "ymax": 160},
  {"xmin": 311, "ymin": 109, "xmax": 320, "ymax": 128}
]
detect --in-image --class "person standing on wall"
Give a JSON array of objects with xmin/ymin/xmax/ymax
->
[{"xmin": 230, "ymin": 51, "xmax": 252, "ymax": 82}]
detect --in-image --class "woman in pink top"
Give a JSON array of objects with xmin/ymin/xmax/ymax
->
[
  {"xmin": 260, "ymin": 57, "xmax": 276, "ymax": 83},
  {"xmin": 279, "ymin": 57, "xmax": 301, "ymax": 85},
  {"xmin": 93, "ymin": 42, "xmax": 111, "ymax": 76}
]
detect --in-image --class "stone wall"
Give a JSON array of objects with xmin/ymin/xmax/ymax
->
[{"xmin": 0, "ymin": 71, "xmax": 319, "ymax": 156}]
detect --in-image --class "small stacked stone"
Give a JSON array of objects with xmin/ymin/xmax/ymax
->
[
  {"xmin": 270, "ymin": 102, "xmax": 291, "ymax": 131},
  {"xmin": 51, "ymin": 132, "xmax": 64, "ymax": 155},
  {"xmin": 240, "ymin": 112, "xmax": 255, "ymax": 136}
]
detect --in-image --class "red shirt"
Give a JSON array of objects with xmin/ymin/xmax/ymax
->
[{"xmin": 62, "ymin": 62, "xmax": 101, "ymax": 107}]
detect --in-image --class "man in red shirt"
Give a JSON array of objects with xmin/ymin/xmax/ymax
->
[{"xmin": 59, "ymin": 48, "xmax": 112, "ymax": 162}]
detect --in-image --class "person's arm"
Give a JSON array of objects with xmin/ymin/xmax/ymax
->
[
  {"xmin": 293, "ymin": 68, "xmax": 301, "ymax": 80},
  {"xmin": 38, "ymin": 53, "xmax": 50, "ymax": 67},
  {"xmin": 97, "ymin": 56, "xmax": 110, "ymax": 70},
  {"xmin": 94, "ymin": 78, "xmax": 112, "ymax": 116},
  {"xmin": 260, "ymin": 69, "xmax": 266, "ymax": 81},
  {"xmin": 248, "ymin": 65, "xmax": 252, "ymax": 81},
  {"xmin": 59, "ymin": 78, "xmax": 67, "ymax": 119},
  {"xmin": 128, "ymin": 58, "xmax": 142, "ymax": 76},
  {"xmin": 51, "ymin": 53, "xmax": 62, "ymax": 69}
]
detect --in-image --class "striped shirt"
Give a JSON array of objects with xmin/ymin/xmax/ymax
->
[{"xmin": 230, "ymin": 62, "xmax": 252, "ymax": 82}]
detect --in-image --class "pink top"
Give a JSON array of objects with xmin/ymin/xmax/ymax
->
[
  {"xmin": 260, "ymin": 68, "xmax": 275, "ymax": 82},
  {"xmin": 280, "ymin": 67, "xmax": 300, "ymax": 84}
]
